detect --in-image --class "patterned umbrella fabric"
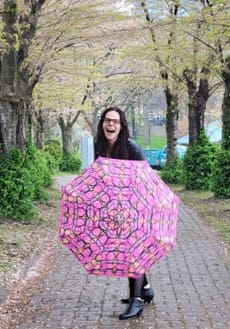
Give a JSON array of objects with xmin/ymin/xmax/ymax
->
[{"xmin": 59, "ymin": 157, "xmax": 179, "ymax": 279}]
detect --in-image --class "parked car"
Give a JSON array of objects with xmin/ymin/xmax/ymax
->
[
  {"xmin": 159, "ymin": 145, "xmax": 187, "ymax": 167},
  {"xmin": 143, "ymin": 149, "xmax": 162, "ymax": 169},
  {"xmin": 143, "ymin": 145, "xmax": 187, "ymax": 169}
]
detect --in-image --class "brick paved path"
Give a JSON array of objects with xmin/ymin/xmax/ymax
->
[{"xmin": 0, "ymin": 177, "xmax": 229, "ymax": 329}]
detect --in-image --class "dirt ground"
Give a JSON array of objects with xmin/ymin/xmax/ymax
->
[
  {"xmin": 175, "ymin": 186, "xmax": 230, "ymax": 253},
  {"xmin": 0, "ymin": 188, "xmax": 60, "ymax": 304}
]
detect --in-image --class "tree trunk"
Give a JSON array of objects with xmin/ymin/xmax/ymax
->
[
  {"xmin": 34, "ymin": 110, "xmax": 45, "ymax": 149},
  {"xmin": 196, "ymin": 67, "xmax": 210, "ymax": 132},
  {"xmin": 143, "ymin": 100, "xmax": 150, "ymax": 146},
  {"xmin": 91, "ymin": 108, "xmax": 100, "ymax": 137},
  {"xmin": 58, "ymin": 116, "xmax": 74, "ymax": 154},
  {"xmin": 0, "ymin": 99, "xmax": 29, "ymax": 155},
  {"xmin": 184, "ymin": 68, "xmax": 199, "ymax": 145},
  {"xmin": 130, "ymin": 105, "xmax": 137, "ymax": 139},
  {"xmin": 184, "ymin": 67, "xmax": 210, "ymax": 145},
  {"xmin": 0, "ymin": 0, "xmax": 45, "ymax": 156},
  {"xmin": 222, "ymin": 56, "xmax": 230, "ymax": 149},
  {"xmin": 62, "ymin": 127, "xmax": 74, "ymax": 154},
  {"xmin": 165, "ymin": 87, "xmax": 178, "ymax": 162},
  {"xmin": 0, "ymin": 1, "xmax": 27, "ymax": 154},
  {"xmin": 140, "ymin": 0, "xmax": 179, "ymax": 162}
]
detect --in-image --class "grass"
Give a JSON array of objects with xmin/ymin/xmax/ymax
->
[
  {"xmin": 135, "ymin": 135, "xmax": 167, "ymax": 149},
  {"xmin": 171, "ymin": 185, "xmax": 230, "ymax": 254},
  {"xmin": 0, "ymin": 260, "xmax": 12, "ymax": 269}
]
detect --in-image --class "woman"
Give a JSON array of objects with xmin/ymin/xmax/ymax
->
[{"xmin": 94, "ymin": 106, "xmax": 154, "ymax": 320}]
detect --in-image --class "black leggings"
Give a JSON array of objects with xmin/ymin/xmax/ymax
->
[{"xmin": 128, "ymin": 273, "xmax": 148, "ymax": 298}]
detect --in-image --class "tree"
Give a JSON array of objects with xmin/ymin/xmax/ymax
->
[
  {"xmin": 182, "ymin": 0, "xmax": 230, "ymax": 145},
  {"xmin": 0, "ymin": 0, "xmax": 121, "ymax": 154},
  {"xmin": 139, "ymin": 0, "xmax": 181, "ymax": 162},
  {"xmin": 0, "ymin": 0, "xmax": 46, "ymax": 155},
  {"xmin": 31, "ymin": 3, "xmax": 148, "ymax": 151},
  {"xmin": 222, "ymin": 56, "xmax": 230, "ymax": 149}
]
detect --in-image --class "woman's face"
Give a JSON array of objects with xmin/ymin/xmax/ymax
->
[{"xmin": 102, "ymin": 110, "xmax": 122, "ymax": 146}]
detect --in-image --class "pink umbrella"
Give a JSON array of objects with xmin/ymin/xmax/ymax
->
[{"xmin": 59, "ymin": 157, "xmax": 179, "ymax": 279}]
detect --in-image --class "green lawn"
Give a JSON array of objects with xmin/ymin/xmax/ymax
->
[{"xmin": 135, "ymin": 135, "xmax": 167, "ymax": 149}]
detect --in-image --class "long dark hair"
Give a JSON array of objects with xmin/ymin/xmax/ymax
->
[{"xmin": 95, "ymin": 106, "xmax": 130, "ymax": 159}]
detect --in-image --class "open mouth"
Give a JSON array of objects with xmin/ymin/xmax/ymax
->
[{"xmin": 106, "ymin": 128, "xmax": 115, "ymax": 134}]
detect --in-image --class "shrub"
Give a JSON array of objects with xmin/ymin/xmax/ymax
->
[
  {"xmin": 211, "ymin": 148, "xmax": 230, "ymax": 198},
  {"xmin": 0, "ymin": 142, "xmax": 55, "ymax": 220},
  {"xmin": 160, "ymin": 157, "xmax": 184, "ymax": 184},
  {"xmin": 59, "ymin": 153, "xmax": 82, "ymax": 173},
  {"xmin": 0, "ymin": 149, "xmax": 35, "ymax": 220},
  {"xmin": 182, "ymin": 130, "xmax": 217, "ymax": 190},
  {"xmin": 24, "ymin": 142, "xmax": 53, "ymax": 200},
  {"xmin": 43, "ymin": 152, "xmax": 57, "ymax": 172},
  {"xmin": 43, "ymin": 139, "xmax": 62, "ymax": 162}
]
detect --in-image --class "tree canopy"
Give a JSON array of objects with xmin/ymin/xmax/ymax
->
[{"xmin": 0, "ymin": 0, "xmax": 229, "ymax": 154}]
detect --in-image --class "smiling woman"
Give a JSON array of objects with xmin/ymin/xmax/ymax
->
[
  {"xmin": 95, "ymin": 107, "xmax": 128, "ymax": 159},
  {"xmin": 93, "ymin": 106, "xmax": 154, "ymax": 320},
  {"xmin": 102, "ymin": 111, "xmax": 122, "ymax": 150}
]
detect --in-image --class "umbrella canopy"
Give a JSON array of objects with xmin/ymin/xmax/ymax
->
[{"xmin": 59, "ymin": 157, "xmax": 179, "ymax": 279}]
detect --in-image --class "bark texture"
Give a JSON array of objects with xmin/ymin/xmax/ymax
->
[
  {"xmin": 222, "ymin": 56, "xmax": 230, "ymax": 149},
  {"xmin": 0, "ymin": 0, "xmax": 45, "ymax": 155},
  {"xmin": 184, "ymin": 66, "xmax": 210, "ymax": 146}
]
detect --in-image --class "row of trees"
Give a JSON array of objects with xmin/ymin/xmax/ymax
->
[
  {"xmin": 0, "ymin": 1, "xmax": 229, "ymax": 194},
  {"xmin": 138, "ymin": 0, "xmax": 229, "ymax": 157},
  {"xmin": 0, "ymin": 1, "xmax": 229, "ymax": 151}
]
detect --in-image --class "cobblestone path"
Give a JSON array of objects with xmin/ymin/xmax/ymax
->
[{"xmin": 0, "ymin": 176, "xmax": 229, "ymax": 329}]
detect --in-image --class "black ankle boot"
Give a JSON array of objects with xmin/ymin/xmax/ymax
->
[
  {"xmin": 121, "ymin": 287, "xmax": 154, "ymax": 304},
  {"xmin": 119, "ymin": 297, "xmax": 144, "ymax": 320},
  {"xmin": 142, "ymin": 287, "xmax": 154, "ymax": 303}
]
